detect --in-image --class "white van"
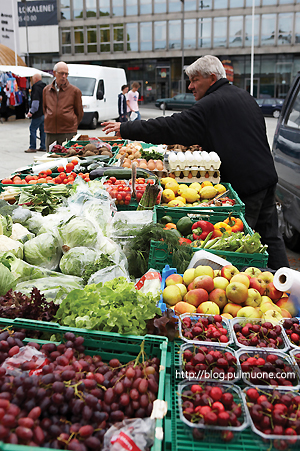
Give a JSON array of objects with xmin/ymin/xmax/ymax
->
[{"xmin": 67, "ymin": 64, "xmax": 127, "ymax": 129}]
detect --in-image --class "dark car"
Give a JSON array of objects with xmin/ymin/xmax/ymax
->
[
  {"xmin": 255, "ymin": 98, "xmax": 284, "ymax": 118},
  {"xmin": 272, "ymin": 72, "xmax": 300, "ymax": 251},
  {"xmin": 155, "ymin": 93, "xmax": 196, "ymax": 110}
]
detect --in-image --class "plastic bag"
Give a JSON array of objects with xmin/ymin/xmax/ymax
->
[
  {"xmin": 1, "ymin": 345, "xmax": 49, "ymax": 376},
  {"xmin": 135, "ymin": 269, "xmax": 162, "ymax": 297},
  {"xmin": 88, "ymin": 264, "xmax": 130, "ymax": 285},
  {"xmin": 111, "ymin": 211, "xmax": 154, "ymax": 238},
  {"xmin": 130, "ymin": 111, "xmax": 138, "ymax": 121},
  {"xmin": 103, "ymin": 418, "xmax": 155, "ymax": 451}
]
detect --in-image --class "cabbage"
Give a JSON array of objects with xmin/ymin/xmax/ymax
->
[
  {"xmin": 10, "ymin": 223, "xmax": 34, "ymax": 244},
  {"xmin": 15, "ymin": 275, "xmax": 84, "ymax": 304},
  {"xmin": 59, "ymin": 247, "xmax": 98, "ymax": 277},
  {"xmin": 0, "ymin": 214, "xmax": 13, "ymax": 237},
  {"xmin": 0, "ymin": 235, "xmax": 23, "ymax": 258},
  {"xmin": 24, "ymin": 233, "xmax": 62, "ymax": 271},
  {"xmin": 59, "ymin": 216, "xmax": 98, "ymax": 250},
  {"xmin": 0, "ymin": 262, "xmax": 16, "ymax": 295},
  {"xmin": 24, "ymin": 212, "xmax": 44, "ymax": 234},
  {"xmin": 11, "ymin": 207, "xmax": 32, "ymax": 225}
]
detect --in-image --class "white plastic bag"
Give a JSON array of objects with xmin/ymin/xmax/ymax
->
[{"xmin": 130, "ymin": 111, "xmax": 138, "ymax": 121}]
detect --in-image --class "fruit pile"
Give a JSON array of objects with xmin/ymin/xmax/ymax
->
[
  {"xmin": 238, "ymin": 351, "xmax": 298, "ymax": 387},
  {"xmin": 161, "ymin": 264, "xmax": 294, "ymax": 322},
  {"xmin": 180, "ymin": 383, "xmax": 245, "ymax": 442},
  {"xmin": 103, "ymin": 177, "xmax": 132, "ymax": 205},
  {"xmin": 282, "ymin": 318, "xmax": 300, "ymax": 346},
  {"xmin": 181, "ymin": 344, "xmax": 238, "ymax": 381},
  {"xmin": 129, "ymin": 178, "xmax": 162, "ymax": 204},
  {"xmin": 233, "ymin": 321, "xmax": 286, "ymax": 349},
  {"xmin": 160, "ymin": 178, "xmax": 234, "ymax": 207},
  {"xmin": 0, "ymin": 329, "xmax": 160, "ymax": 449},
  {"xmin": 245, "ymin": 387, "xmax": 300, "ymax": 449},
  {"xmin": 180, "ymin": 314, "xmax": 230, "ymax": 344}
]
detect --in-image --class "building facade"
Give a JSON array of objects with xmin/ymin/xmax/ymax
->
[{"xmin": 33, "ymin": 0, "xmax": 300, "ymax": 101}]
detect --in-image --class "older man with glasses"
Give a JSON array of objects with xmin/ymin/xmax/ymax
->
[{"xmin": 43, "ymin": 61, "xmax": 83, "ymax": 151}]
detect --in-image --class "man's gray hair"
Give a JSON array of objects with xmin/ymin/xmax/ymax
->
[{"xmin": 185, "ymin": 55, "xmax": 226, "ymax": 80}]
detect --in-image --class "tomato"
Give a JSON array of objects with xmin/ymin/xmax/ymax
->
[
  {"xmin": 46, "ymin": 169, "xmax": 52, "ymax": 175},
  {"xmin": 136, "ymin": 192, "xmax": 143, "ymax": 201},
  {"xmin": 117, "ymin": 194, "xmax": 123, "ymax": 201},
  {"xmin": 28, "ymin": 179, "xmax": 37, "ymax": 184},
  {"xmin": 63, "ymin": 179, "xmax": 69, "ymax": 184},
  {"xmin": 66, "ymin": 163, "xmax": 74, "ymax": 173},
  {"xmin": 25, "ymin": 175, "xmax": 33, "ymax": 183},
  {"xmin": 123, "ymin": 186, "xmax": 131, "ymax": 192},
  {"xmin": 109, "ymin": 177, "xmax": 117, "ymax": 183},
  {"xmin": 125, "ymin": 194, "xmax": 131, "ymax": 201},
  {"xmin": 137, "ymin": 178, "xmax": 145, "ymax": 184},
  {"xmin": 111, "ymin": 190, "xmax": 118, "ymax": 198},
  {"xmin": 118, "ymin": 200, "xmax": 124, "ymax": 205},
  {"xmin": 19, "ymin": 180, "xmax": 26, "ymax": 184},
  {"xmin": 46, "ymin": 176, "xmax": 53, "ymax": 181},
  {"xmin": 60, "ymin": 172, "xmax": 67, "ymax": 180},
  {"xmin": 71, "ymin": 172, "xmax": 77, "ymax": 178},
  {"xmin": 57, "ymin": 166, "xmax": 65, "ymax": 173},
  {"xmin": 124, "ymin": 200, "xmax": 130, "ymax": 205},
  {"xmin": 37, "ymin": 178, "xmax": 47, "ymax": 183},
  {"xmin": 1, "ymin": 178, "xmax": 12, "ymax": 184},
  {"xmin": 71, "ymin": 159, "xmax": 79, "ymax": 166},
  {"xmin": 147, "ymin": 179, "xmax": 155, "ymax": 185}
]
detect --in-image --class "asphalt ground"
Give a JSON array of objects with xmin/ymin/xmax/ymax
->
[{"xmin": 0, "ymin": 106, "xmax": 299, "ymax": 270}]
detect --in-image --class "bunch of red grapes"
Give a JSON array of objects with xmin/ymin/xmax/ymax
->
[
  {"xmin": 180, "ymin": 383, "xmax": 244, "ymax": 442},
  {"xmin": 0, "ymin": 329, "xmax": 160, "ymax": 450},
  {"xmin": 233, "ymin": 321, "xmax": 285, "ymax": 348},
  {"xmin": 245, "ymin": 387, "xmax": 300, "ymax": 450},
  {"xmin": 182, "ymin": 345, "xmax": 238, "ymax": 381},
  {"xmin": 181, "ymin": 315, "xmax": 230, "ymax": 344},
  {"xmin": 239, "ymin": 352, "xmax": 298, "ymax": 387},
  {"xmin": 282, "ymin": 318, "xmax": 300, "ymax": 346}
]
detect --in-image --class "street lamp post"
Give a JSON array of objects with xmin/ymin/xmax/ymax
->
[
  {"xmin": 21, "ymin": 0, "xmax": 30, "ymax": 66},
  {"xmin": 180, "ymin": 0, "xmax": 185, "ymax": 94}
]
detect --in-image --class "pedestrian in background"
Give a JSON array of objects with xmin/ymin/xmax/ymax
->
[
  {"xmin": 0, "ymin": 87, "xmax": 7, "ymax": 124},
  {"xmin": 43, "ymin": 61, "xmax": 83, "ymax": 151},
  {"xmin": 24, "ymin": 73, "xmax": 46, "ymax": 153},
  {"xmin": 118, "ymin": 84, "xmax": 129, "ymax": 122},
  {"xmin": 127, "ymin": 82, "xmax": 141, "ymax": 121}
]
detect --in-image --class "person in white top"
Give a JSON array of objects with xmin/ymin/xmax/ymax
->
[{"xmin": 126, "ymin": 82, "xmax": 141, "ymax": 120}]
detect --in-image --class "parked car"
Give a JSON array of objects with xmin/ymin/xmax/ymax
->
[
  {"xmin": 255, "ymin": 98, "xmax": 284, "ymax": 118},
  {"xmin": 272, "ymin": 72, "xmax": 300, "ymax": 251},
  {"xmin": 155, "ymin": 93, "xmax": 196, "ymax": 110}
]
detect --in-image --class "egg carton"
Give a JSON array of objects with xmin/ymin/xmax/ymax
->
[
  {"xmin": 168, "ymin": 168, "xmax": 220, "ymax": 184},
  {"xmin": 167, "ymin": 150, "xmax": 221, "ymax": 171}
]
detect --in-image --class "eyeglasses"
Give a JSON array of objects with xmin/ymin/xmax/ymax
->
[{"xmin": 56, "ymin": 71, "xmax": 69, "ymax": 76}]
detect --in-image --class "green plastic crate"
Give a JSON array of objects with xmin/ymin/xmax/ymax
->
[
  {"xmin": 158, "ymin": 182, "xmax": 245, "ymax": 214},
  {"xmin": 163, "ymin": 341, "xmax": 264, "ymax": 451},
  {"xmin": 0, "ymin": 317, "xmax": 167, "ymax": 451},
  {"xmin": 149, "ymin": 208, "xmax": 268, "ymax": 270}
]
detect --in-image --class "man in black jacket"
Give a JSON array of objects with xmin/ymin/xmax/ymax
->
[
  {"xmin": 25, "ymin": 73, "xmax": 46, "ymax": 153},
  {"xmin": 102, "ymin": 55, "xmax": 289, "ymax": 269},
  {"xmin": 118, "ymin": 84, "xmax": 129, "ymax": 122}
]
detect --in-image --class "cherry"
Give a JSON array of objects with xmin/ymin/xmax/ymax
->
[
  {"xmin": 191, "ymin": 385, "xmax": 203, "ymax": 394},
  {"xmin": 246, "ymin": 388, "xmax": 259, "ymax": 402},
  {"xmin": 204, "ymin": 411, "xmax": 218, "ymax": 425},
  {"xmin": 212, "ymin": 401, "xmax": 224, "ymax": 413},
  {"xmin": 221, "ymin": 392, "xmax": 234, "ymax": 407},
  {"xmin": 210, "ymin": 387, "xmax": 223, "ymax": 402},
  {"xmin": 218, "ymin": 411, "xmax": 230, "ymax": 426},
  {"xmin": 221, "ymin": 431, "xmax": 234, "ymax": 442}
]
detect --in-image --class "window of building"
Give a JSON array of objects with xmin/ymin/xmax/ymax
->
[
  {"xmin": 73, "ymin": 0, "xmax": 83, "ymax": 18},
  {"xmin": 100, "ymin": 24, "xmax": 110, "ymax": 51},
  {"xmin": 184, "ymin": 0, "xmax": 197, "ymax": 11},
  {"xmin": 126, "ymin": 0, "xmax": 138, "ymax": 15},
  {"xmin": 279, "ymin": 0, "xmax": 293, "ymax": 4},
  {"xmin": 184, "ymin": 18, "xmax": 196, "ymax": 48},
  {"xmin": 198, "ymin": 17, "xmax": 211, "ymax": 47},
  {"xmin": 229, "ymin": 16, "xmax": 243, "ymax": 47},
  {"xmin": 61, "ymin": 27, "xmax": 71, "ymax": 53},
  {"xmin": 169, "ymin": 0, "xmax": 181, "ymax": 12},
  {"xmin": 140, "ymin": 0, "xmax": 152, "ymax": 14},
  {"xmin": 99, "ymin": 0, "xmax": 110, "ymax": 16},
  {"xmin": 169, "ymin": 20, "xmax": 181, "ymax": 49},
  {"xmin": 140, "ymin": 22, "xmax": 152, "ymax": 50},
  {"xmin": 245, "ymin": 0, "xmax": 259, "ymax": 5},
  {"xmin": 199, "ymin": 0, "xmax": 212, "ymax": 11},
  {"xmin": 213, "ymin": 17, "xmax": 227, "ymax": 47},
  {"xmin": 214, "ymin": 0, "xmax": 228, "ymax": 9},
  {"xmin": 127, "ymin": 23, "xmax": 138, "ymax": 51},
  {"xmin": 74, "ymin": 26, "xmax": 84, "ymax": 53},
  {"xmin": 154, "ymin": 21, "xmax": 166, "ymax": 50},
  {"xmin": 278, "ymin": 13, "xmax": 292, "ymax": 45},
  {"xmin": 112, "ymin": 0, "xmax": 124, "ymax": 16},
  {"xmin": 230, "ymin": 0, "xmax": 244, "ymax": 7},
  {"xmin": 113, "ymin": 24, "xmax": 124, "ymax": 51},
  {"xmin": 261, "ymin": 14, "xmax": 276, "ymax": 46},
  {"xmin": 60, "ymin": 0, "xmax": 70, "ymax": 20},
  {"xmin": 296, "ymin": 13, "xmax": 300, "ymax": 44},
  {"xmin": 87, "ymin": 25, "xmax": 97, "ymax": 52},
  {"xmin": 86, "ymin": 0, "xmax": 97, "ymax": 17},
  {"xmin": 262, "ymin": 0, "xmax": 276, "ymax": 6},
  {"xmin": 154, "ymin": 0, "xmax": 166, "ymax": 14},
  {"xmin": 245, "ymin": 14, "xmax": 259, "ymax": 46}
]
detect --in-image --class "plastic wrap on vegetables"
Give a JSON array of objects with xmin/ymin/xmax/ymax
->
[
  {"xmin": 24, "ymin": 233, "xmax": 62, "ymax": 271},
  {"xmin": 59, "ymin": 247, "xmax": 98, "ymax": 277},
  {"xmin": 58, "ymin": 216, "xmax": 98, "ymax": 252}
]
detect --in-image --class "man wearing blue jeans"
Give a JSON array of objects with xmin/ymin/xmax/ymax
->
[{"xmin": 25, "ymin": 73, "xmax": 46, "ymax": 153}]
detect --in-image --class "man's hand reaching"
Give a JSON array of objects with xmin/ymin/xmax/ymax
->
[{"xmin": 101, "ymin": 121, "xmax": 122, "ymax": 137}]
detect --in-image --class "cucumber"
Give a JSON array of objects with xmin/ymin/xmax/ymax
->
[{"xmin": 90, "ymin": 167, "xmax": 158, "ymax": 181}]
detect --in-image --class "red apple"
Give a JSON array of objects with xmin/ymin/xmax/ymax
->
[
  {"xmin": 174, "ymin": 302, "xmax": 196, "ymax": 315},
  {"xmin": 184, "ymin": 288, "xmax": 209, "ymax": 307},
  {"xmin": 223, "ymin": 303, "xmax": 242, "ymax": 317},
  {"xmin": 165, "ymin": 274, "xmax": 183, "ymax": 286},
  {"xmin": 221, "ymin": 265, "xmax": 239, "ymax": 281},
  {"xmin": 264, "ymin": 282, "xmax": 283, "ymax": 301},
  {"xmin": 226, "ymin": 282, "xmax": 248, "ymax": 305},
  {"xmin": 249, "ymin": 277, "xmax": 266, "ymax": 296},
  {"xmin": 208, "ymin": 288, "xmax": 227, "ymax": 309},
  {"xmin": 193, "ymin": 275, "xmax": 214, "ymax": 293},
  {"xmin": 276, "ymin": 295, "xmax": 297, "ymax": 316},
  {"xmin": 231, "ymin": 273, "xmax": 250, "ymax": 288},
  {"xmin": 280, "ymin": 308, "xmax": 292, "ymax": 319}
]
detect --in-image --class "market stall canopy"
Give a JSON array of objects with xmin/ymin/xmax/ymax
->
[
  {"xmin": 0, "ymin": 65, "xmax": 53, "ymax": 78},
  {"xmin": 0, "ymin": 44, "xmax": 26, "ymax": 66}
]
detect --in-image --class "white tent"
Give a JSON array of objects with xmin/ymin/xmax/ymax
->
[{"xmin": 0, "ymin": 65, "xmax": 53, "ymax": 78}]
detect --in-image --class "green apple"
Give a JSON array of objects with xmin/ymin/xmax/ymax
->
[
  {"xmin": 213, "ymin": 276, "xmax": 229, "ymax": 291},
  {"xmin": 259, "ymin": 271, "xmax": 274, "ymax": 285},
  {"xmin": 183, "ymin": 268, "xmax": 195, "ymax": 286},
  {"xmin": 236, "ymin": 306, "xmax": 260, "ymax": 319},
  {"xmin": 176, "ymin": 283, "xmax": 187, "ymax": 297},
  {"xmin": 231, "ymin": 273, "xmax": 250, "ymax": 288},
  {"xmin": 262, "ymin": 309, "xmax": 283, "ymax": 325},
  {"xmin": 196, "ymin": 301, "xmax": 220, "ymax": 315},
  {"xmin": 162, "ymin": 285, "xmax": 182, "ymax": 306},
  {"xmin": 245, "ymin": 288, "xmax": 262, "ymax": 308},
  {"xmin": 245, "ymin": 266, "xmax": 262, "ymax": 277},
  {"xmin": 194, "ymin": 265, "xmax": 214, "ymax": 279},
  {"xmin": 226, "ymin": 281, "xmax": 248, "ymax": 305},
  {"xmin": 260, "ymin": 301, "xmax": 282, "ymax": 314}
]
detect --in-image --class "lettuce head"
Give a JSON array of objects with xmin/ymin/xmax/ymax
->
[
  {"xmin": 24, "ymin": 233, "xmax": 62, "ymax": 271},
  {"xmin": 59, "ymin": 247, "xmax": 98, "ymax": 277},
  {"xmin": 59, "ymin": 216, "xmax": 98, "ymax": 251}
]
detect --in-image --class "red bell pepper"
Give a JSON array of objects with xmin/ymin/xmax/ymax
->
[
  {"xmin": 191, "ymin": 220, "xmax": 214, "ymax": 240},
  {"xmin": 179, "ymin": 237, "xmax": 192, "ymax": 245}
]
